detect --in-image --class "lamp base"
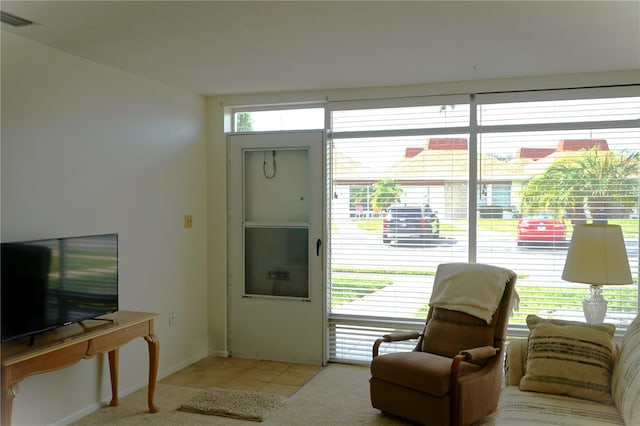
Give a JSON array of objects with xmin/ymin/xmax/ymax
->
[{"xmin": 582, "ymin": 285, "xmax": 608, "ymax": 324}]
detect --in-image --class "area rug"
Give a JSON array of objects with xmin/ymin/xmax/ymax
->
[{"xmin": 178, "ymin": 388, "xmax": 288, "ymax": 422}]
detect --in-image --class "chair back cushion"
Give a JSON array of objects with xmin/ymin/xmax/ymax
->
[{"xmin": 421, "ymin": 307, "xmax": 498, "ymax": 365}]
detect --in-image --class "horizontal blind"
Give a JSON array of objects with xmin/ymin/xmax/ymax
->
[
  {"xmin": 328, "ymin": 89, "xmax": 639, "ymax": 362},
  {"xmin": 476, "ymin": 93, "xmax": 640, "ymax": 330},
  {"xmin": 328, "ymin": 100, "xmax": 472, "ymax": 361}
]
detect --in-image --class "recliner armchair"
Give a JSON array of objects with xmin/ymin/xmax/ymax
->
[{"xmin": 370, "ymin": 262, "xmax": 517, "ymax": 426}]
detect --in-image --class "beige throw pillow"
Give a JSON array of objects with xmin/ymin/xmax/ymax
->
[{"xmin": 519, "ymin": 314, "xmax": 615, "ymax": 404}]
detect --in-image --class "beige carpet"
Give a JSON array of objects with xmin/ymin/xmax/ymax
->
[{"xmin": 72, "ymin": 363, "xmax": 495, "ymax": 425}]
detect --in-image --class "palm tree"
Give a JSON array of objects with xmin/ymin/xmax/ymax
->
[
  {"xmin": 371, "ymin": 178, "xmax": 403, "ymax": 214},
  {"xmin": 520, "ymin": 147, "xmax": 639, "ymax": 223}
]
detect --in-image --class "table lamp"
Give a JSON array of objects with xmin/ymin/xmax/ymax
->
[{"xmin": 561, "ymin": 224, "xmax": 632, "ymax": 324}]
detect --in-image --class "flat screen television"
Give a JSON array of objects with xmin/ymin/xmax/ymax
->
[{"xmin": 1, "ymin": 233, "xmax": 118, "ymax": 343}]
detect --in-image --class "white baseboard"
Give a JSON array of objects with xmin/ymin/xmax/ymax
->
[{"xmin": 210, "ymin": 349, "xmax": 229, "ymax": 358}]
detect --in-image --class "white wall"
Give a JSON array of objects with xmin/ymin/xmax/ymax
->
[{"xmin": 1, "ymin": 32, "xmax": 208, "ymax": 425}]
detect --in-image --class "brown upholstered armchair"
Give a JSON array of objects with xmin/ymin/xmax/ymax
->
[{"xmin": 370, "ymin": 262, "xmax": 517, "ymax": 426}]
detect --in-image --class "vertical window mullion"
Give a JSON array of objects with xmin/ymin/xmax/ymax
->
[{"xmin": 469, "ymin": 94, "xmax": 478, "ymax": 262}]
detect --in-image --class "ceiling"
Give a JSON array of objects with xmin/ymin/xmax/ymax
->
[{"xmin": 1, "ymin": 1, "xmax": 639, "ymax": 96}]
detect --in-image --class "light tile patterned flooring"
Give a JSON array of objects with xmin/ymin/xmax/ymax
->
[{"xmin": 160, "ymin": 357, "xmax": 322, "ymax": 397}]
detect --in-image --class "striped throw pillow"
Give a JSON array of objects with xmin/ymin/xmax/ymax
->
[{"xmin": 519, "ymin": 315, "xmax": 615, "ymax": 404}]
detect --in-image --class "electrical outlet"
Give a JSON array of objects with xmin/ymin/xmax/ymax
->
[
  {"xmin": 184, "ymin": 215, "xmax": 193, "ymax": 228},
  {"xmin": 169, "ymin": 312, "xmax": 176, "ymax": 326}
]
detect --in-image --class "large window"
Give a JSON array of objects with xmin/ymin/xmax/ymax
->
[
  {"xmin": 328, "ymin": 88, "xmax": 639, "ymax": 362},
  {"xmin": 232, "ymin": 106, "xmax": 324, "ymax": 132},
  {"xmin": 476, "ymin": 90, "xmax": 640, "ymax": 330},
  {"xmin": 328, "ymin": 98, "xmax": 472, "ymax": 361}
]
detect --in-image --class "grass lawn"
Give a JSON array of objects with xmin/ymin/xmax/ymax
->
[
  {"xmin": 331, "ymin": 275, "xmax": 393, "ymax": 306},
  {"xmin": 413, "ymin": 284, "xmax": 638, "ymax": 321},
  {"xmin": 330, "ymin": 266, "xmax": 637, "ymax": 324}
]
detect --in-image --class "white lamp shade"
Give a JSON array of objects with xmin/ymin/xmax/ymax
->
[{"xmin": 562, "ymin": 224, "xmax": 632, "ymax": 285}]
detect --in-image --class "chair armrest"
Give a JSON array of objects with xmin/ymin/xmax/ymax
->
[
  {"xmin": 450, "ymin": 346, "xmax": 499, "ymax": 388},
  {"xmin": 382, "ymin": 331, "xmax": 422, "ymax": 342},
  {"xmin": 458, "ymin": 345, "xmax": 499, "ymax": 362},
  {"xmin": 449, "ymin": 346, "xmax": 500, "ymax": 425},
  {"xmin": 372, "ymin": 331, "xmax": 422, "ymax": 358},
  {"xmin": 449, "ymin": 346, "xmax": 499, "ymax": 426}
]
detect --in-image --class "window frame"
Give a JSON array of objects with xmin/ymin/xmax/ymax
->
[
  {"xmin": 231, "ymin": 103, "xmax": 325, "ymax": 132},
  {"xmin": 228, "ymin": 84, "xmax": 640, "ymax": 362}
]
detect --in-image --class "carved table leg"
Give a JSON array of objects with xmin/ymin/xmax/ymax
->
[
  {"xmin": 108, "ymin": 348, "xmax": 119, "ymax": 406},
  {"xmin": 144, "ymin": 333, "xmax": 160, "ymax": 413},
  {"xmin": 2, "ymin": 382, "xmax": 18, "ymax": 426}
]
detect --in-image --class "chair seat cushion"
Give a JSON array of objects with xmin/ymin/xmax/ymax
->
[{"xmin": 371, "ymin": 351, "xmax": 482, "ymax": 397}]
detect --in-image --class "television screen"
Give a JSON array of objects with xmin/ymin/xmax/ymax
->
[{"xmin": 1, "ymin": 233, "xmax": 118, "ymax": 343}]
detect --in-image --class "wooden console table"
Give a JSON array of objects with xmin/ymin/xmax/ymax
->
[{"xmin": 1, "ymin": 311, "xmax": 160, "ymax": 426}]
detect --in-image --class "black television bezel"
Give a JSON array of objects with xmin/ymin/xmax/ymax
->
[{"xmin": 1, "ymin": 232, "xmax": 119, "ymax": 343}]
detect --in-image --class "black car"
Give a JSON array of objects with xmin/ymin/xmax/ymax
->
[{"xmin": 382, "ymin": 204, "xmax": 439, "ymax": 244}]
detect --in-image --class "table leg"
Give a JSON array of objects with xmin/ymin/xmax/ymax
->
[
  {"xmin": 108, "ymin": 349, "xmax": 119, "ymax": 406},
  {"xmin": 144, "ymin": 333, "xmax": 160, "ymax": 413},
  {"xmin": 1, "ymin": 382, "xmax": 18, "ymax": 426}
]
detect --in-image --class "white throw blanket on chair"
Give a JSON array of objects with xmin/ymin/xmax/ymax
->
[{"xmin": 429, "ymin": 262, "xmax": 517, "ymax": 324}]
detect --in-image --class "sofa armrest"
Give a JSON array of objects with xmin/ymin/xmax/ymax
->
[{"xmin": 504, "ymin": 339, "xmax": 527, "ymax": 386}]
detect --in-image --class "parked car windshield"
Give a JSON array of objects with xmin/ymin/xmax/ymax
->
[
  {"xmin": 524, "ymin": 213, "xmax": 558, "ymax": 219},
  {"xmin": 393, "ymin": 209, "xmax": 422, "ymax": 218}
]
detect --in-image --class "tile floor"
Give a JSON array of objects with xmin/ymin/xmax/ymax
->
[{"xmin": 160, "ymin": 357, "xmax": 323, "ymax": 397}]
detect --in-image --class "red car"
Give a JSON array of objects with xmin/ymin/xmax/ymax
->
[{"xmin": 517, "ymin": 213, "xmax": 567, "ymax": 247}]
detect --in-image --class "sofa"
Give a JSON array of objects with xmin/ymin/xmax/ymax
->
[{"xmin": 495, "ymin": 313, "xmax": 640, "ymax": 426}]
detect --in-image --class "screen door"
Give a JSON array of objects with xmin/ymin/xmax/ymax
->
[{"xmin": 227, "ymin": 131, "xmax": 325, "ymax": 364}]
